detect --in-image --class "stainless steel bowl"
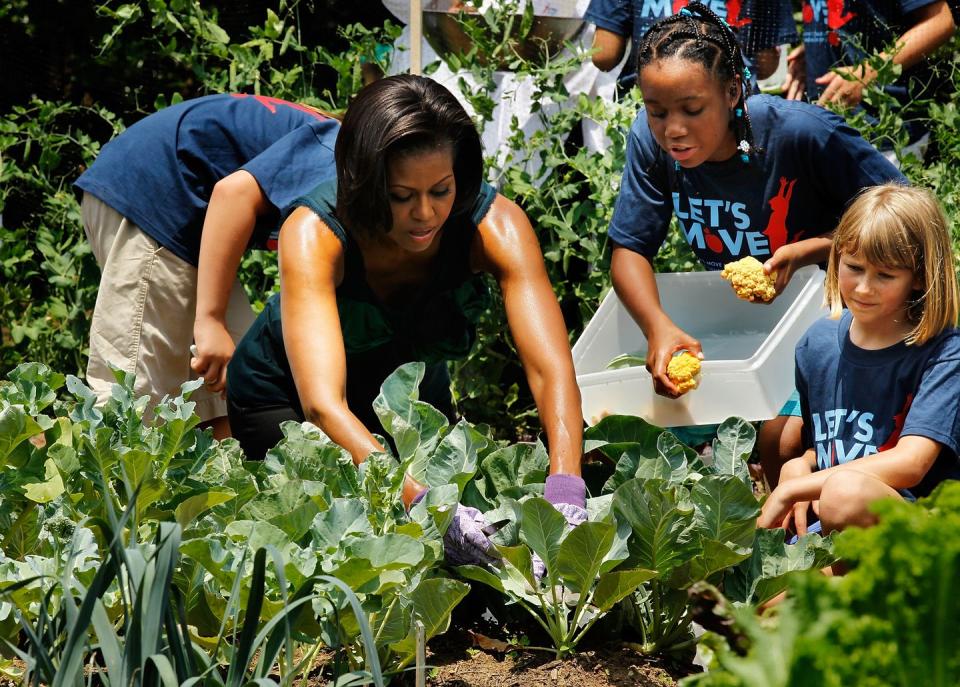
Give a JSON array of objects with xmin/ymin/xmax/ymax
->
[{"xmin": 422, "ymin": 3, "xmax": 584, "ymax": 69}]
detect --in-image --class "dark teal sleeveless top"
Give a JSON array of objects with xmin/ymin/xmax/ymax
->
[{"xmin": 228, "ymin": 178, "xmax": 497, "ymax": 411}]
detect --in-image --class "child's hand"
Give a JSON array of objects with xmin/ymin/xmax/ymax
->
[
  {"xmin": 777, "ymin": 457, "xmax": 817, "ymax": 534},
  {"xmin": 192, "ymin": 316, "xmax": 236, "ymax": 394},
  {"xmin": 763, "ymin": 244, "xmax": 801, "ymax": 300},
  {"xmin": 757, "ymin": 486, "xmax": 794, "ymax": 529},
  {"xmin": 816, "ymin": 64, "xmax": 875, "ymax": 108},
  {"xmin": 783, "ymin": 499, "xmax": 820, "ymax": 536},
  {"xmin": 646, "ymin": 327, "xmax": 702, "ymax": 399}
]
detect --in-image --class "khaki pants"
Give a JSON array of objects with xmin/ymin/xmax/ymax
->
[{"xmin": 82, "ymin": 193, "xmax": 257, "ymax": 421}]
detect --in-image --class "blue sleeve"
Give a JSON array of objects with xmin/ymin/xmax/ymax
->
[
  {"xmin": 470, "ymin": 182, "xmax": 497, "ymax": 224},
  {"xmin": 584, "ymin": 0, "xmax": 631, "ymax": 35},
  {"xmin": 607, "ymin": 113, "xmax": 673, "ymax": 257},
  {"xmin": 899, "ymin": 0, "xmax": 941, "ymax": 15},
  {"xmin": 794, "ymin": 111, "xmax": 907, "ymax": 226},
  {"xmin": 902, "ymin": 336, "xmax": 960, "ymax": 454},
  {"xmin": 241, "ymin": 120, "xmax": 338, "ymax": 212},
  {"xmin": 775, "ymin": 0, "xmax": 799, "ymax": 46}
]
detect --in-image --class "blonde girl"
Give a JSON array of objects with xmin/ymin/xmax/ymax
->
[{"xmin": 759, "ymin": 183, "xmax": 960, "ymax": 535}]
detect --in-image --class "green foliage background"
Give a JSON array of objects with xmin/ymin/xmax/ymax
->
[{"xmin": 2, "ymin": 0, "xmax": 959, "ymax": 441}]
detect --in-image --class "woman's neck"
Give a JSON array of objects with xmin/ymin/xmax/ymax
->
[{"xmin": 355, "ymin": 229, "xmax": 443, "ymax": 268}]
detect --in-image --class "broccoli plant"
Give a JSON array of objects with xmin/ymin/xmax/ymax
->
[
  {"xmin": 589, "ymin": 415, "xmax": 833, "ymax": 656},
  {"xmin": 456, "ymin": 497, "xmax": 654, "ymax": 658}
]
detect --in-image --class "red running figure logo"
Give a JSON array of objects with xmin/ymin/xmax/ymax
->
[{"xmin": 762, "ymin": 176, "xmax": 797, "ymax": 254}]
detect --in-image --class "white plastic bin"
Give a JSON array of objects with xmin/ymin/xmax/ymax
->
[{"xmin": 573, "ymin": 265, "xmax": 827, "ymax": 427}]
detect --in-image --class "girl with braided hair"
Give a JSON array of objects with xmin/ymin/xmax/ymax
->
[{"xmin": 607, "ymin": 2, "xmax": 905, "ymax": 472}]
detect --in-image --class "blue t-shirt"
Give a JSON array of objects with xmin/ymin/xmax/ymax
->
[
  {"xmin": 584, "ymin": 0, "xmax": 797, "ymax": 88},
  {"xmin": 75, "ymin": 93, "xmax": 339, "ymax": 266},
  {"xmin": 796, "ymin": 311, "xmax": 960, "ymax": 497},
  {"xmin": 801, "ymin": 0, "xmax": 937, "ymax": 103},
  {"xmin": 608, "ymin": 95, "xmax": 905, "ymax": 271}
]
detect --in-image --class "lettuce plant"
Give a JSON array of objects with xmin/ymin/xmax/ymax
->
[{"xmin": 687, "ymin": 481, "xmax": 960, "ymax": 687}]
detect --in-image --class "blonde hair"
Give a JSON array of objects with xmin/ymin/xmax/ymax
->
[{"xmin": 824, "ymin": 183, "xmax": 959, "ymax": 346}]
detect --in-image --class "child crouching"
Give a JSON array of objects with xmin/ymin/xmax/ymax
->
[{"xmin": 759, "ymin": 184, "xmax": 960, "ymax": 535}]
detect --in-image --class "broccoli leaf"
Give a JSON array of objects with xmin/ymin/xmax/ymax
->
[
  {"xmin": 519, "ymin": 498, "xmax": 567, "ymax": 578},
  {"xmin": 613, "ymin": 477, "xmax": 699, "ymax": 577},
  {"xmin": 710, "ymin": 417, "xmax": 755, "ymax": 483},
  {"xmin": 373, "ymin": 362, "xmax": 448, "ymax": 464},
  {"xmin": 725, "ymin": 528, "xmax": 836, "ymax": 604}
]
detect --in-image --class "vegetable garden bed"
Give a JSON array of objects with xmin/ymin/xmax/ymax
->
[{"xmin": 0, "ymin": 361, "xmax": 834, "ymax": 686}]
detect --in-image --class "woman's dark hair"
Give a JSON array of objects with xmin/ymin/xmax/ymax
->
[
  {"xmin": 335, "ymin": 74, "xmax": 483, "ymax": 237},
  {"xmin": 636, "ymin": 2, "xmax": 757, "ymax": 163}
]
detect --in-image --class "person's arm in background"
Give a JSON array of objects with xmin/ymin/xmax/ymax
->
[
  {"xmin": 193, "ymin": 170, "xmax": 269, "ymax": 392},
  {"xmin": 593, "ymin": 28, "xmax": 629, "ymax": 71},
  {"xmin": 752, "ymin": 47, "xmax": 783, "ymax": 81},
  {"xmin": 611, "ymin": 245, "xmax": 702, "ymax": 398},
  {"xmin": 781, "ymin": 44, "xmax": 808, "ymax": 101},
  {"xmin": 584, "ymin": 0, "xmax": 632, "ymax": 71},
  {"xmin": 277, "ymin": 206, "xmax": 425, "ymax": 505},
  {"xmin": 741, "ymin": 0, "xmax": 798, "ymax": 82},
  {"xmin": 473, "ymin": 194, "xmax": 583, "ymax": 478},
  {"xmin": 818, "ymin": 1, "xmax": 955, "ymax": 106}
]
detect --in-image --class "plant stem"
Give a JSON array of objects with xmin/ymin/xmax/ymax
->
[
  {"xmin": 516, "ymin": 596, "xmax": 561, "ymax": 644},
  {"xmin": 651, "ymin": 580, "xmax": 663, "ymax": 647},
  {"xmin": 373, "ymin": 595, "xmax": 399, "ymax": 645}
]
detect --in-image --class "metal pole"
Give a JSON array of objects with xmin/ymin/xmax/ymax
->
[{"xmin": 409, "ymin": 0, "xmax": 423, "ymax": 75}]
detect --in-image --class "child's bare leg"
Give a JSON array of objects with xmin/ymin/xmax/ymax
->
[
  {"xmin": 818, "ymin": 470, "xmax": 902, "ymax": 533},
  {"xmin": 758, "ymin": 415, "xmax": 804, "ymax": 488}
]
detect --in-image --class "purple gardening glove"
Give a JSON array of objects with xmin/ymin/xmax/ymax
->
[
  {"xmin": 443, "ymin": 504, "xmax": 502, "ymax": 567},
  {"xmin": 545, "ymin": 474, "xmax": 588, "ymax": 525},
  {"xmin": 410, "ymin": 489, "xmax": 500, "ymax": 567},
  {"xmin": 533, "ymin": 474, "xmax": 589, "ymax": 579}
]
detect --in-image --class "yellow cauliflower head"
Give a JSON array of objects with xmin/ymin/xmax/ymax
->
[
  {"xmin": 720, "ymin": 256, "xmax": 777, "ymax": 302},
  {"xmin": 667, "ymin": 351, "xmax": 701, "ymax": 394}
]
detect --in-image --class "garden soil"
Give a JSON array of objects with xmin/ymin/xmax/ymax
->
[
  {"xmin": 416, "ymin": 628, "xmax": 683, "ymax": 687},
  {"xmin": 1, "ymin": 631, "xmax": 685, "ymax": 687}
]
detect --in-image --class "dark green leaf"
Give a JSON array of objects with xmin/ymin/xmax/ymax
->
[
  {"xmin": 612, "ymin": 478, "xmax": 698, "ymax": 576},
  {"xmin": 557, "ymin": 521, "xmax": 615, "ymax": 593}
]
